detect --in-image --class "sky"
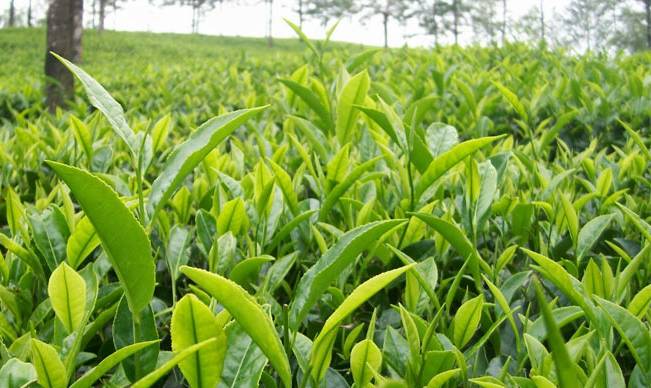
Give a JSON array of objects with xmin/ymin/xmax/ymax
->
[{"xmin": 11, "ymin": 0, "xmax": 568, "ymax": 47}]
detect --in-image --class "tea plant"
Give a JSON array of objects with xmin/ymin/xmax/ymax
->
[{"xmin": 0, "ymin": 26, "xmax": 650, "ymax": 387}]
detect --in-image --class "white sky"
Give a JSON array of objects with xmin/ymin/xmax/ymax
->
[{"xmin": 11, "ymin": 0, "xmax": 569, "ymax": 47}]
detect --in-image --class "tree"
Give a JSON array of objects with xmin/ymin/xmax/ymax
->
[
  {"xmin": 561, "ymin": 0, "xmax": 618, "ymax": 51},
  {"xmin": 513, "ymin": 3, "xmax": 546, "ymax": 44},
  {"xmin": 610, "ymin": 0, "xmax": 651, "ymax": 51},
  {"xmin": 161, "ymin": 0, "xmax": 223, "ymax": 33},
  {"xmin": 360, "ymin": 0, "xmax": 410, "ymax": 48},
  {"xmin": 304, "ymin": 0, "xmax": 357, "ymax": 27},
  {"xmin": 45, "ymin": 0, "xmax": 83, "ymax": 111},
  {"xmin": 8, "ymin": 0, "xmax": 16, "ymax": 27},
  {"xmin": 469, "ymin": 0, "xmax": 501, "ymax": 44},
  {"xmin": 412, "ymin": 0, "xmax": 470, "ymax": 45}
]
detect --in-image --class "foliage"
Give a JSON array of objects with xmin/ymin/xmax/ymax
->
[{"xmin": 0, "ymin": 26, "xmax": 650, "ymax": 387}]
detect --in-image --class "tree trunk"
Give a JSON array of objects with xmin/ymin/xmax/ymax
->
[
  {"xmin": 192, "ymin": 3, "xmax": 199, "ymax": 33},
  {"xmin": 298, "ymin": 0, "xmax": 303, "ymax": 29},
  {"xmin": 501, "ymin": 0, "xmax": 506, "ymax": 44},
  {"xmin": 267, "ymin": 0, "xmax": 273, "ymax": 47},
  {"xmin": 9, "ymin": 0, "xmax": 15, "ymax": 27},
  {"xmin": 28, "ymin": 0, "xmax": 33, "ymax": 27},
  {"xmin": 383, "ymin": 12, "xmax": 388, "ymax": 48},
  {"xmin": 432, "ymin": 0, "xmax": 439, "ymax": 46},
  {"xmin": 645, "ymin": 0, "xmax": 651, "ymax": 49},
  {"xmin": 99, "ymin": 0, "xmax": 106, "ymax": 32},
  {"xmin": 45, "ymin": 0, "xmax": 83, "ymax": 112},
  {"xmin": 453, "ymin": 0, "xmax": 460, "ymax": 45},
  {"xmin": 539, "ymin": 0, "xmax": 545, "ymax": 44}
]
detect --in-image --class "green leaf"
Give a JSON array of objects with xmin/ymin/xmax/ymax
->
[
  {"xmin": 493, "ymin": 82, "xmax": 528, "ymax": 122},
  {"xmin": 31, "ymin": 339, "xmax": 67, "ymax": 388},
  {"xmin": 131, "ymin": 338, "xmax": 218, "ymax": 388},
  {"xmin": 585, "ymin": 352, "xmax": 625, "ymax": 388},
  {"xmin": 70, "ymin": 340, "xmax": 160, "ymax": 388},
  {"xmin": 320, "ymin": 156, "xmax": 383, "ymax": 220},
  {"xmin": 147, "ymin": 106, "xmax": 267, "ymax": 221},
  {"xmin": 533, "ymin": 278, "xmax": 577, "ymax": 388},
  {"xmin": 415, "ymin": 135, "xmax": 504, "ymax": 200},
  {"xmin": 350, "ymin": 339, "xmax": 382, "ymax": 387},
  {"xmin": 452, "ymin": 294, "xmax": 484, "ymax": 348},
  {"xmin": 112, "ymin": 296, "xmax": 159, "ymax": 382},
  {"xmin": 29, "ymin": 206, "xmax": 70, "ymax": 271},
  {"xmin": 521, "ymin": 248, "xmax": 596, "ymax": 323},
  {"xmin": 425, "ymin": 122, "xmax": 458, "ymax": 157},
  {"xmin": 47, "ymin": 262, "xmax": 86, "ymax": 333},
  {"xmin": 289, "ymin": 219, "xmax": 406, "ymax": 329},
  {"xmin": 336, "ymin": 70, "xmax": 370, "ymax": 144},
  {"xmin": 51, "ymin": 53, "xmax": 137, "ymax": 154},
  {"xmin": 576, "ymin": 214, "xmax": 613, "ymax": 260},
  {"xmin": 283, "ymin": 18, "xmax": 319, "ymax": 58},
  {"xmin": 426, "ymin": 368, "xmax": 460, "ymax": 387},
  {"xmin": 310, "ymin": 264, "xmax": 413, "ymax": 381},
  {"xmin": 280, "ymin": 79, "xmax": 332, "ymax": 130},
  {"xmin": 559, "ymin": 193, "xmax": 579, "ymax": 247},
  {"xmin": 220, "ymin": 323, "xmax": 268, "ymax": 388},
  {"xmin": 180, "ymin": 266, "xmax": 291, "ymax": 388},
  {"xmin": 412, "ymin": 213, "xmax": 490, "ymax": 284},
  {"xmin": 0, "ymin": 358, "xmax": 37, "ymax": 387},
  {"xmin": 597, "ymin": 297, "xmax": 651, "ymax": 375},
  {"xmin": 69, "ymin": 115, "xmax": 94, "ymax": 162},
  {"xmin": 66, "ymin": 216, "xmax": 100, "ymax": 269},
  {"xmin": 46, "ymin": 161, "xmax": 155, "ymax": 315},
  {"xmin": 171, "ymin": 294, "xmax": 226, "ymax": 388},
  {"xmin": 229, "ymin": 256, "xmax": 274, "ymax": 287}
]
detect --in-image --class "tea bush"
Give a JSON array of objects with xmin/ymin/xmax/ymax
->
[{"xmin": 0, "ymin": 27, "xmax": 650, "ymax": 387}]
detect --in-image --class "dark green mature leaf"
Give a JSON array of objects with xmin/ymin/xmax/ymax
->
[
  {"xmin": 533, "ymin": 278, "xmax": 577, "ymax": 388},
  {"xmin": 180, "ymin": 266, "xmax": 291, "ymax": 388},
  {"xmin": 289, "ymin": 219, "xmax": 406, "ymax": 329},
  {"xmin": 597, "ymin": 297, "xmax": 651, "ymax": 375},
  {"xmin": 147, "ymin": 106, "xmax": 267, "ymax": 221},
  {"xmin": 112, "ymin": 297, "xmax": 159, "ymax": 382},
  {"xmin": 577, "ymin": 214, "xmax": 614, "ymax": 259},
  {"xmin": 29, "ymin": 206, "xmax": 70, "ymax": 271},
  {"xmin": 47, "ymin": 161, "xmax": 155, "ymax": 314},
  {"xmin": 219, "ymin": 323, "xmax": 268, "ymax": 388}
]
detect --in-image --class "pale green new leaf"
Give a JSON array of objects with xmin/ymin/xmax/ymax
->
[
  {"xmin": 52, "ymin": 53, "xmax": 136, "ymax": 154},
  {"xmin": 147, "ymin": 106, "xmax": 267, "ymax": 221},
  {"xmin": 179, "ymin": 266, "xmax": 291, "ymax": 388},
  {"xmin": 415, "ymin": 135, "xmax": 505, "ymax": 200},
  {"xmin": 452, "ymin": 294, "xmax": 484, "ymax": 348},
  {"xmin": 289, "ymin": 219, "xmax": 406, "ymax": 329},
  {"xmin": 171, "ymin": 294, "xmax": 226, "ymax": 388},
  {"xmin": 336, "ymin": 70, "xmax": 370, "ymax": 144},
  {"xmin": 66, "ymin": 216, "xmax": 100, "ymax": 269},
  {"xmin": 31, "ymin": 339, "xmax": 67, "ymax": 388},
  {"xmin": 310, "ymin": 264, "xmax": 414, "ymax": 381},
  {"xmin": 48, "ymin": 262, "xmax": 86, "ymax": 333}
]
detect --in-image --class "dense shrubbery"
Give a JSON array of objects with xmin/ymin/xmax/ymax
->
[{"xmin": 0, "ymin": 28, "xmax": 650, "ymax": 387}]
